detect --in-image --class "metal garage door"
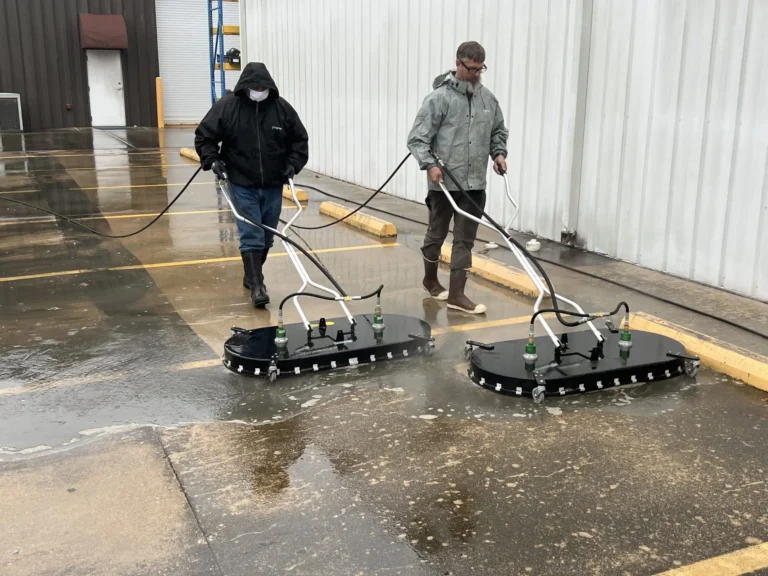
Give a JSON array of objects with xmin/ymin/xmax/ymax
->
[{"xmin": 155, "ymin": 0, "xmax": 241, "ymax": 124}]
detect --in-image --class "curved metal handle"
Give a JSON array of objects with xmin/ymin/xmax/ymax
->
[{"xmin": 501, "ymin": 173, "xmax": 519, "ymax": 232}]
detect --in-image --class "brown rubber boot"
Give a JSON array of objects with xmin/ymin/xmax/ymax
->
[
  {"xmin": 447, "ymin": 269, "xmax": 486, "ymax": 314},
  {"xmin": 423, "ymin": 259, "xmax": 448, "ymax": 301}
]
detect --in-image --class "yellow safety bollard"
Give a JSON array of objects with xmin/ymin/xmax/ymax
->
[{"xmin": 156, "ymin": 77, "xmax": 165, "ymax": 129}]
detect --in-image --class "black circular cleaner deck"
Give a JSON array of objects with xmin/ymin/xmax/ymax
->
[
  {"xmin": 223, "ymin": 313, "xmax": 433, "ymax": 380},
  {"xmin": 468, "ymin": 329, "xmax": 696, "ymax": 400}
]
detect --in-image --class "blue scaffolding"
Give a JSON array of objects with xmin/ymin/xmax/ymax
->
[{"xmin": 208, "ymin": 0, "xmax": 240, "ymax": 104}]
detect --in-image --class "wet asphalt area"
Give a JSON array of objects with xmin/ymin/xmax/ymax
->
[{"xmin": 0, "ymin": 129, "xmax": 767, "ymax": 576}]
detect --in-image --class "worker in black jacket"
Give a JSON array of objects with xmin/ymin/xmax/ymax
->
[{"xmin": 195, "ymin": 62, "xmax": 309, "ymax": 308}]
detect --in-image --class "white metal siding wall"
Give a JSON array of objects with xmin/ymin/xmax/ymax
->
[
  {"xmin": 243, "ymin": 0, "xmax": 768, "ymax": 300},
  {"xmin": 578, "ymin": 0, "xmax": 768, "ymax": 299},
  {"xmin": 156, "ymin": 0, "xmax": 242, "ymax": 124},
  {"xmin": 243, "ymin": 0, "xmax": 584, "ymax": 242}
]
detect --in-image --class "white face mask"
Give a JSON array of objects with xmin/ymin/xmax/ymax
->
[{"xmin": 248, "ymin": 89, "xmax": 269, "ymax": 102}]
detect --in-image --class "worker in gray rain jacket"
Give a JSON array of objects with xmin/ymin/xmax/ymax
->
[{"xmin": 407, "ymin": 41, "xmax": 509, "ymax": 314}]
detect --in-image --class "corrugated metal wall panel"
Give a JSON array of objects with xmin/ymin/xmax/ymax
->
[
  {"xmin": 155, "ymin": 0, "xmax": 241, "ymax": 124},
  {"xmin": 0, "ymin": 0, "xmax": 160, "ymax": 130},
  {"xmin": 242, "ymin": 0, "xmax": 583, "ymax": 241},
  {"xmin": 241, "ymin": 0, "xmax": 767, "ymax": 300},
  {"xmin": 579, "ymin": 0, "xmax": 767, "ymax": 299}
]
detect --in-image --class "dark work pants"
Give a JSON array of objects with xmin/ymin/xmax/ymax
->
[{"xmin": 421, "ymin": 188, "xmax": 486, "ymax": 271}]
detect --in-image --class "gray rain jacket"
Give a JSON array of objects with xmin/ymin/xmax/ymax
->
[{"xmin": 407, "ymin": 71, "xmax": 509, "ymax": 192}]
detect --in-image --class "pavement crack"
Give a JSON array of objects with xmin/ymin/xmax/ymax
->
[{"xmin": 154, "ymin": 428, "xmax": 225, "ymax": 576}]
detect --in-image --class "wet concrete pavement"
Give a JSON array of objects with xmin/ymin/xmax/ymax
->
[{"xmin": 1, "ymin": 128, "xmax": 767, "ymax": 575}]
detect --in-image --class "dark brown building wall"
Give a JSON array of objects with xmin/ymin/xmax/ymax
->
[{"xmin": 0, "ymin": 0, "xmax": 160, "ymax": 131}]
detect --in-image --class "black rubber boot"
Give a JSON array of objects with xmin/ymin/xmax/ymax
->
[
  {"xmin": 422, "ymin": 259, "xmax": 448, "ymax": 300},
  {"xmin": 243, "ymin": 249, "xmax": 270, "ymax": 294},
  {"xmin": 241, "ymin": 251, "xmax": 269, "ymax": 308},
  {"xmin": 260, "ymin": 247, "xmax": 270, "ymax": 296}
]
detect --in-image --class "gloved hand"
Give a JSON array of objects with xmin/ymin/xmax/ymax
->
[
  {"xmin": 282, "ymin": 164, "xmax": 295, "ymax": 182},
  {"xmin": 211, "ymin": 160, "xmax": 226, "ymax": 180}
]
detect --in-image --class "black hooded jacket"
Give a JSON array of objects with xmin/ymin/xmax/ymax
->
[{"xmin": 194, "ymin": 63, "xmax": 309, "ymax": 189}]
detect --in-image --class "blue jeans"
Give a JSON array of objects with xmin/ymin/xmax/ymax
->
[{"xmin": 231, "ymin": 184, "xmax": 283, "ymax": 253}]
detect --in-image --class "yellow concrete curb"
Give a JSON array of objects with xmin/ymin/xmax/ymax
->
[
  {"xmin": 440, "ymin": 243, "xmax": 539, "ymax": 298},
  {"xmin": 630, "ymin": 312, "xmax": 768, "ymax": 393},
  {"xmin": 178, "ymin": 148, "xmax": 307, "ymax": 201},
  {"xmin": 318, "ymin": 201, "xmax": 397, "ymax": 238},
  {"xmin": 283, "ymin": 185, "xmax": 308, "ymax": 203},
  {"xmin": 179, "ymin": 147, "xmax": 199, "ymax": 163}
]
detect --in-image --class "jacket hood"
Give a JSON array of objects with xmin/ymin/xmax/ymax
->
[
  {"xmin": 432, "ymin": 70, "xmax": 453, "ymax": 89},
  {"xmin": 432, "ymin": 70, "xmax": 482, "ymax": 94},
  {"xmin": 234, "ymin": 62, "xmax": 280, "ymax": 98}
]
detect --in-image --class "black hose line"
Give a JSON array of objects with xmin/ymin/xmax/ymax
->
[
  {"xmin": 431, "ymin": 151, "xmax": 623, "ymax": 330},
  {"xmin": 291, "ymin": 153, "xmax": 411, "ymax": 230},
  {"xmin": 279, "ymin": 284, "xmax": 384, "ymax": 311},
  {"xmin": 0, "ymin": 167, "xmax": 202, "ymax": 239},
  {"xmin": 531, "ymin": 302, "xmax": 629, "ymax": 327},
  {"xmin": 279, "ymin": 291, "xmax": 338, "ymax": 310}
]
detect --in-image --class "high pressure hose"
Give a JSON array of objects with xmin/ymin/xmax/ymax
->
[
  {"xmin": 290, "ymin": 154, "xmax": 411, "ymax": 231},
  {"xmin": 278, "ymin": 284, "xmax": 384, "ymax": 312},
  {"xmin": 0, "ymin": 167, "xmax": 202, "ymax": 239}
]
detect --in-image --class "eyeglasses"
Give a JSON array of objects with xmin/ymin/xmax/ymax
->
[{"xmin": 459, "ymin": 60, "xmax": 487, "ymax": 74}]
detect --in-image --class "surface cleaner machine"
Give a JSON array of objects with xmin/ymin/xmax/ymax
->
[
  {"xmin": 217, "ymin": 176, "xmax": 434, "ymax": 382},
  {"xmin": 430, "ymin": 151, "xmax": 700, "ymax": 404}
]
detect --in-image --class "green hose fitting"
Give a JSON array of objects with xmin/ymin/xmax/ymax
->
[
  {"xmin": 620, "ymin": 347, "xmax": 630, "ymax": 360},
  {"xmin": 618, "ymin": 316, "xmax": 632, "ymax": 350},
  {"xmin": 372, "ymin": 296, "xmax": 385, "ymax": 332},
  {"xmin": 523, "ymin": 334, "xmax": 538, "ymax": 363},
  {"xmin": 275, "ymin": 312, "xmax": 289, "ymax": 348}
]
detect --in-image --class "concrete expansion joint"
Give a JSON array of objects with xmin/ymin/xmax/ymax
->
[{"xmin": 153, "ymin": 428, "xmax": 226, "ymax": 576}]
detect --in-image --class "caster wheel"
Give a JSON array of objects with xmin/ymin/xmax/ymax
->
[
  {"xmin": 685, "ymin": 360, "xmax": 700, "ymax": 378},
  {"xmin": 268, "ymin": 367, "xmax": 278, "ymax": 383},
  {"xmin": 423, "ymin": 343, "xmax": 435, "ymax": 357},
  {"xmin": 464, "ymin": 344, "xmax": 473, "ymax": 360},
  {"xmin": 532, "ymin": 386, "xmax": 546, "ymax": 404}
]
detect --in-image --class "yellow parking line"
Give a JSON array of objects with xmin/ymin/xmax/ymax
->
[
  {"xmin": 0, "ymin": 206, "xmax": 297, "ymax": 227},
  {"xmin": 654, "ymin": 542, "xmax": 768, "ymax": 575},
  {"xmin": 0, "ymin": 150, "xmax": 179, "ymax": 160},
  {"xmin": 0, "ymin": 163, "xmax": 193, "ymax": 174},
  {"xmin": 74, "ymin": 181, "xmax": 212, "ymax": 191},
  {"xmin": 0, "ymin": 243, "xmax": 398, "ymax": 283},
  {"xmin": 0, "ymin": 180, "xmax": 212, "ymax": 195},
  {"xmin": 176, "ymin": 359, "xmax": 222, "ymax": 371}
]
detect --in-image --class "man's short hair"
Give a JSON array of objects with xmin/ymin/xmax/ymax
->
[{"xmin": 456, "ymin": 41, "xmax": 486, "ymax": 63}]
